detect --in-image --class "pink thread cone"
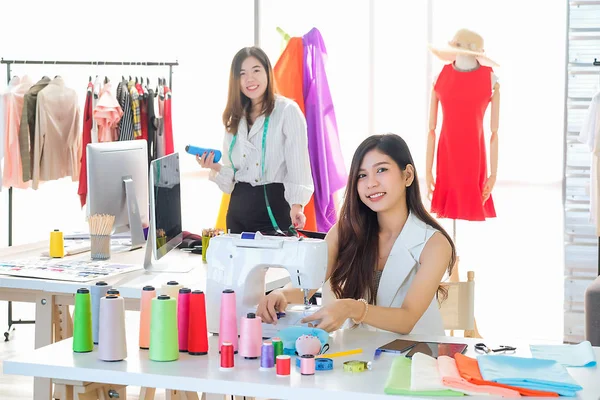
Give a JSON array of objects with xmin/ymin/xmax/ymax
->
[
  {"xmin": 219, "ymin": 289, "xmax": 238, "ymax": 353},
  {"xmin": 177, "ymin": 288, "xmax": 191, "ymax": 352},
  {"xmin": 97, "ymin": 295, "xmax": 127, "ymax": 361},
  {"xmin": 239, "ymin": 313, "xmax": 262, "ymax": 359}
]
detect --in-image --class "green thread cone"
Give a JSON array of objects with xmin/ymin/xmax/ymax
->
[
  {"xmin": 149, "ymin": 295, "xmax": 179, "ymax": 362},
  {"xmin": 73, "ymin": 288, "xmax": 93, "ymax": 353}
]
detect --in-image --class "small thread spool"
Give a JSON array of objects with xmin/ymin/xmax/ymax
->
[
  {"xmin": 139, "ymin": 286, "xmax": 156, "ymax": 350},
  {"xmin": 91, "ymin": 281, "xmax": 111, "ymax": 345},
  {"xmin": 276, "ymin": 355, "xmax": 291, "ymax": 376},
  {"xmin": 272, "ymin": 337, "xmax": 283, "ymax": 362},
  {"xmin": 149, "ymin": 295, "xmax": 179, "ymax": 362},
  {"xmin": 220, "ymin": 342, "xmax": 234, "ymax": 370},
  {"xmin": 300, "ymin": 355, "xmax": 316, "ymax": 375},
  {"xmin": 97, "ymin": 295, "xmax": 127, "ymax": 362},
  {"xmin": 260, "ymin": 341, "xmax": 275, "ymax": 370},
  {"xmin": 73, "ymin": 288, "xmax": 93, "ymax": 353},
  {"xmin": 177, "ymin": 288, "xmax": 191, "ymax": 352}
]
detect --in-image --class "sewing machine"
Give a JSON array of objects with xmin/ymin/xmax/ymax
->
[{"xmin": 206, "ymin": 232, "xmax": 328, "ymax": 337}]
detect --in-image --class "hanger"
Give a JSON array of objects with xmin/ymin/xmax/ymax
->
[
  {"xmin": 129, "ymin": 75, "xmax": 132, "ymax": 81},
  {"xmin": 89, "ymin": 76, "xmax": 92, "ymax": 82},
  {"xmin": 104, "ymin": 76, "xmax": 109, "ymax": 84},
  {"xmin": 276, "ymin": 26, "xmax": 291, "ymax": 43}
]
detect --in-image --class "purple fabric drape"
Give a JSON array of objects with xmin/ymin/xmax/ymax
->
[{"xmin": 302, "ymin": 28, "xmax": 347, "ymax": 232}]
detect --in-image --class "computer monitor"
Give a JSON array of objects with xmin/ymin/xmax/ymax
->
[
  {"xmin": 143, "ymin": 152, "xmax": 190, "ymax": 272},
  {"xmin": 87, "ymin": 141, "xmax": 149, "ymax": 250}
]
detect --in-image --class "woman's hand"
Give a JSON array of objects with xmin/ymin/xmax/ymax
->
[
  {"xmin": 300, "ymin": 299, "xmax": 358, "ymax": 332},
  {"xmin": 290, "ymin": 204, "xmax": 306, "ymax": 229},
  {"xmin": 257, "ymin": 290, "xmax": 288, "ymax": 324},
  {"xmin": 196, "ymin": 151, "xmax": 222, "ymax": 172}
]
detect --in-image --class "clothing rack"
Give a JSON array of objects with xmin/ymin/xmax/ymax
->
[{"xmin": 1, "ymin": 57, "xmax": 178, "ymax": 341}]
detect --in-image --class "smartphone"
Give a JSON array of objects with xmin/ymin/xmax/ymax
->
[
  {"xmin": 406, "ymin": 342, "xmax": 468, "ymax": 359},
  {"xmin": 377, "ymin": 339, "xmax": 419, "ymax": 355},
  {"xmin": 297, "ymin": 229, "xmax": 326, "ymax": 239},
  {"xmin": 185, "ymin": 145, "xmax": 222, "ymax": 163}
]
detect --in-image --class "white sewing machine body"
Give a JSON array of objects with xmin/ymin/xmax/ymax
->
[{"xmin": 206, "ymin": 233, "xmax": 328, "ymax": 337}]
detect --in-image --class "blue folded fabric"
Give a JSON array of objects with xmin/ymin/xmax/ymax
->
[
  {"xmin": 477, "ymin": 355, "xmax": 583, "ymax": 397},
  {"xmin": 530, "ymin": 341, "xmax": 596, "ymax": 367}
]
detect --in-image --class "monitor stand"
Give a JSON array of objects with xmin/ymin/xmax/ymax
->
[
  {"xmin": 123, "ymin": 178, "xmax": 146, "ymax": 251},
  {"xmin": 143, "ymin": 233, "xmax": 194, "ymax": 273}
]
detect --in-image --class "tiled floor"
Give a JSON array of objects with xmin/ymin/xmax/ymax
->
[{"xmin": 0, "ymin": 181, "xmax": 566, "ymax": 398}]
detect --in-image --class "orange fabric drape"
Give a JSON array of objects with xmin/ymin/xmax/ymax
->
[{"xmin": 215, "ymin": 37, "xmax": 317, "ymax": 232}]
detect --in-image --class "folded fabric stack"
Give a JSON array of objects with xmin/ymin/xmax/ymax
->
[
  {"xmin": 454, "ymin": 353, "xmax": 559, "ymax": 397},
  {"xmin": 529, "ymin": 341, "xmax": 596, "ymax": 368},
  {"xmin": 385, "ymin": 352, "xmax": 584, "ymax": 397},
  {"xmin": 477, "ymin": 355, "xmax": 583, "ymax": 397},
  {"xmin": 384, "ymin": 356, "xmax": 464, "ymax": 396}
]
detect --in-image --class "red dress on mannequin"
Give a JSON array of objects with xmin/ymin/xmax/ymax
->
[{"xmin": 431, "ymin": 63, "xmax": 496, "ymax": 221}]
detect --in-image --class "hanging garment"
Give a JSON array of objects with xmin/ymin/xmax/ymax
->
[
  {"xmin": 77, "ymin": 85, "xmax": 94, "ymax": 207},
  {"xmin": 578, "ymin": 91, "xmax": 600, "ymax": 234},
  {"xmin": 302, "ymin": 28, "xmax": 348, "ymax": 232},
  {"xmin": 32, "ymin": 77, "xmax": 81, "ymax": 190},
  {"xmin": 18, "ymin": 76, "xmax": 50, "ymax": 182},
  {"xmin": 272, "ymin": 36, "xmax": 318, "ymax": 232},
  {"xmin": 129, "ymin": 80, "xmax": 142, "ymax": 138},
  {"xmin": 0, "ymin": 84, "xmax": 4, "ymax": 190},
  {"xmin": 92, "ymin": 76, "xmax": 102, "ymax": 143},
  {"xmin": 94, "ymin": 82, "xmax": 123, "ymax": 142},
  {"xmin": 116, "ymin": 81, "xmax": 134, "ymax": 141},
  {"xmin": 136, "ymin": 82, "xmax": 148, "ymax": 142},
  {"xmin": 431, "ymin": 64, "xmax": 497, "ymax": 221},
  {"xmin": 147, "ymin": 88, "xmax": 157, "ymax": 165},
  {"xmin": 163, "ymin": 85, "xmax": 174, "ymax": 155},
  {"xmin": 155, "ymin": 92, "xmax": 166, "ymax": 158},
  {"xmin": 3, "ymin": 76, "xmax": 33, "ymax": 189}
]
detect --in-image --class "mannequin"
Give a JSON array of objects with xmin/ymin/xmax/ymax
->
[{"xmin": 426, "ymin": 29, "xmax": 500, "ymax": 338}]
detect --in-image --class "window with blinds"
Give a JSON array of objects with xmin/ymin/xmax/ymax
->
[{"xmin": 565, "ymin": 0, "xmax": 600, "ymax": 343}]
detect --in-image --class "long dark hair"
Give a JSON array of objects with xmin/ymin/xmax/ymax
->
[
  {"xmin": 329, "ymin": 134, "xmax": 456, "ymax": 304},
  {"xmin": 222, "ymin": 46, "xmax": 276, "ymax": 134}
]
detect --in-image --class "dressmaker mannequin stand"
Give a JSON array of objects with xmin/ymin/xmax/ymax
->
[{"xmin": 427, "ymin": 52, "xmax": 500, "ymax": 339}]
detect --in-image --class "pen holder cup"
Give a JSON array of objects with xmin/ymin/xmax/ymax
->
[
  {"xmin": 202, "ymin": 236, "xmax": 210, "ymax": 263},
  {"xmin": 91, "ymin": 235, "xmax": 111, "ymax": 260}
]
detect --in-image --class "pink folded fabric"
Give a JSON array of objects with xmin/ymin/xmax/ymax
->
[{"xmin": 438, "ymin": 356, "xmax": 521, "ymax": 398}]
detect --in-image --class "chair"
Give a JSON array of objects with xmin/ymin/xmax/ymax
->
[{"xmin": 439, "ymin": 270, "xmax": 481, "ymax": 338}]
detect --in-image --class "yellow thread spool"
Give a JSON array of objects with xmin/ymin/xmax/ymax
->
[{"xmin": 49, "ymin": 229, "xmax": 65, "ymax": 258}]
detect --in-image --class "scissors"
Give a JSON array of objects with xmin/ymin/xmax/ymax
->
[{"xmin": 474, "ymin": 343, "xmax": 517, "ymax": 354}]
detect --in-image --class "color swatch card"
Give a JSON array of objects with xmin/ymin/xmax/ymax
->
[{"xmin": 0, "ymin": 257, "xmax": 141, "ymax": 282}]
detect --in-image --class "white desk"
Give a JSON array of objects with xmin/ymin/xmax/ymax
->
[
  {"xmin": 0, "ymin": 240, "xmax": 291, "ymax": 400},
  {"xmin": 4, "ymin": 329, "xmax": 600, "ymax": 400}
]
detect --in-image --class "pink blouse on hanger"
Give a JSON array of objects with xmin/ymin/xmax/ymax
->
[
  {"xmin": 93, "ymin": 82, "xmax": 123, "ymax": 142},
  {"xmin": 3, "ymin": 76, "xmax": 33, "ymax": 189}
]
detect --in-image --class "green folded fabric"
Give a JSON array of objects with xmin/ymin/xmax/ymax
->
[{"xmin": 384, "ymin": 356, "xmax": 464, "ymax": 396}]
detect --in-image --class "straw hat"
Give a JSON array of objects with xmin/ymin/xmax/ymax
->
[{"xmin": 428, "ymin": 29, "xmax": 499, "ymax": 67}]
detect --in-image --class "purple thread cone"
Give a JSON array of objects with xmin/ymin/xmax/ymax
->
[{"xmin": 260, "ymin": 341, "xmax": 275, "ymax": 369}]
